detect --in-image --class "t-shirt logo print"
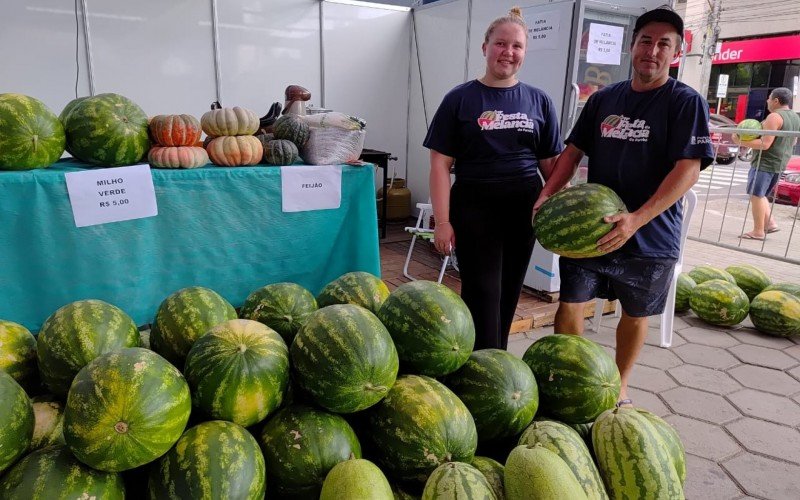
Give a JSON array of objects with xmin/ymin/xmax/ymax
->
[
  {"xmin": 477, "ymin": 110, "xmax": 497, "ymax": 128},
  {"xmin": 477, "ymin": 110, "xmax": 535, "ymax": 133},
  {"xmin": 600, "ymin": 114, "xmax": 651, "ymax": 142}
]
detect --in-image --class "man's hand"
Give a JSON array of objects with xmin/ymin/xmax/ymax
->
[
  {"xmin": 434, "ymin": 223, "xmax": 456, "ymax": 255},
  {"xmin": 597, "ymin": 212, "xmax": 645, "ymax": 253},
  {"xmin": 533, "ymin": 192, "xmax": 550, "ymax": 215}
]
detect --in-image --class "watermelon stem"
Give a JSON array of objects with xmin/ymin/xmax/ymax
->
[{"xmin": 114, "ymin": 421, "xmax": 129, "ymax": 434}]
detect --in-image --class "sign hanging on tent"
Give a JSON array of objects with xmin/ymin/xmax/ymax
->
[
  {"xmin": 526, "ymin": 10, "xmax": 561, "ymax": 51},
  {"xmin": 587, "ymin": 23, "xmax": 623, "ymax": 65}
]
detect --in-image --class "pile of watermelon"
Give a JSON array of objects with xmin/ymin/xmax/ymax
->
[{"xmin": 0, "ymin": 272, "xmax": 686, "ymax": 499}]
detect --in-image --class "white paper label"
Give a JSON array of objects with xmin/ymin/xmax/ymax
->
[
  {"xmin": 526, "ymin": 10, "xmax": 560, "ymax": 51},
  {"xmin": 65, "ymin": 164, "xmax": 158, "ymax": 227},
  {"xmin": 587, "ymin": 23, "xmax": 624, "ymax": 65},
  {"xmin": 716, "ymin": 74, "xmax": 729, "ymax": 98},
  {"xmin": 281, "ymin": 165, "xmax": 342, "ymax": 213}
]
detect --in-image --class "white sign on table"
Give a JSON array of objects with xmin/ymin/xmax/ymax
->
[
  {"xmin": 281, "ymin": 165, "xmax": 343, "ymax": 213},
  {"xmin": 716, "ymin": 74, "xmax": 729, "ymax": 98},
  {"xmin": 587, "ymin": 23, "xmax": 624, "ymax": 65},
  {"xmin": 526, "ymin": 10, "xmax": 560, "ymax": 51},
  {"xmin": 64, "ymin": 164, "xmax": 158, "ymax": 227}
]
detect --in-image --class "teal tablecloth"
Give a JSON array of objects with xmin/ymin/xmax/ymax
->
[{"xmin": 0, "ymin": 159, "xmax": 380, "ymax": 331}]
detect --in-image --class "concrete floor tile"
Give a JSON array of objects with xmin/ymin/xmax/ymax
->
[
  {"xmin": 673, "ymin": 343, "xmax": 740, "ymax": 370},
  {"xmin": 729, "ymin": 329, "xmax": 796, "ymax": 349},
  {"xmin": 635, "ymin": 344, "xmax": 684, "ymax": 370},
  {"xmin": 644, "ymin": 325, "xmax": 687, "ymax": 347},
  {"xmin": 727, "ymin": 344, "xmax": 798, "ymax": 370},
  {"xmin": 506, "ymin": 336, "xmax": 533, "ymax": 359},
  {"xmin": 664, "ymin": 415, "xmax": 741, "ymax": 461},
  {"xmin": 725, "ymin": 417, "xmax": 800, "ymax": 465},
  {"xmin": 583, "ymin": 325, "xmax": 618, "ymax": 348},
  {"xmin": 627, "ymin": 387, "xmax": 671, "ymax": 417},
  {"xmin": 727, "ymin": 364, "xmax": 800, "ymax": 396},
  {"xmin": 678, "ymin": 327, "xmax": 741, "ymax": 348},
  {"xmin": 684, "ymin": 453, "xmax": 743, "ymax": 500},
  {"xmin": 661, "ymin": 387, "xmax": 741, "ymax": 423},
  {"xmin": 727, "ymin": 389, "xmax": 800, "ymax": 426},
  {"xmin": 722, "ymin": 453, "xmax": 800, "ymax": 500},
  {"xmin": 783, "ymin": 344, "xmax": 800, "ymax": 362},
  {"xmin": 628, "ymin": 364, "xmax": 678, "ymax": 393},
  {"xmin": 672, "ymin": 314, "xmax": 692, "ymax": 331},
  {"xmin": 667, "ymin": 364, "xmax": 742, "ymax": 395}
]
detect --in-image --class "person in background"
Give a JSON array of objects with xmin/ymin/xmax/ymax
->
[
  {"xmin": 533, "ymin": 6, "xmax": 714, "ymax": 407},
  {"xmin": 424, "ymin": 7, "xmax": 563, "ymax": 350},
  {"xmin": 735, "ymin": 87, "xmax": 800, "ymax": 240}
]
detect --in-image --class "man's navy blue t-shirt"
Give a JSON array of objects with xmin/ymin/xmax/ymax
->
[
  {"xmin": 567, "ymin": 78, "xmax": 714, "ymax": 259},
  {"xmin": 424, "ymin": 80, "xmax": 563, "ymax": 183}
]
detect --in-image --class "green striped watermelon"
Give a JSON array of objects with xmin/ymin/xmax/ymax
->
[
  {"xmin": 320, "ymin": 458, "xmax": 393, "ymax": 500},
  {"xmin": 422, "ymin": 462, "xmax": 497, "ymax": 500},
  {"xmin": 737, "ymin": 118, "xmax": 762, "ymax": 141},
  {"xmin": 0, "ymin": 371, "xmax": 34, "ymax": 474},
  {"xmin": 62, "ymin": 93, "xmax": 150, "ymax": 166},
  {"xmin": 592, "ymin": 407, "xmax": 684, "ymax": 499},
  {"xmin": 0, "ymin": 93, "xmax": 66, "ymax": 170},
  {"xmin": 518, "ymin": 419, "xmax": 607, "ymax": 500},
  {"xmin": 316, "ymin": 271, "xmax": 390, "ymax": 315},
  {"xmin": 0, "ymin": 320, "xmax": 38, "ymax": 391},
  {"xmin": 59, "ymin": 96, "xmax": 89, "ymax": 124},
  {"xmin": 148, "ymin": 420, "xmax": 266, "ymax": 500},
  {"xmin": 521, "ymin": 334, "xmax": 620, "ymax": 424},
  {"xmin": 239, "ymin": 282, "xmax": 318, "ymax": 345},
  {"xmin": 151, "ymin": 286, "xmax": 237, "ymax": 366},
  {"xmin": 687, "ymin": 265, "xmax": 736, "ymax": 285},
  {"xmin": 471, "ymin": 456, "xmax": 505, "ymax": 500},
  {"xmin": 368, "ymin": 374, "xmax": 478, "ymax": 483},
  {"xmin": 444, "ymin": 349, "xmax": 538, "ymax": 443},
  {"xmin": 505, "ymin": 444, "xmax": 588, "ymax": 500},
  {"xmin": 725, "ymin": 264, "xmax": 771, "ymax": 301},
  {"xmin": 37, "ymin": 299, "xmax": 140, "ymax": 397},
  {"xmin": 259, "ymin": 405, "xmax": 361, "ymax": 499},
  {"xmin": 675, "ymin": 273, "xmax": 696, "ymax": 313},
  {"xmin": 377, "ymin": 280, "xmax": 475, "ymax": 377},
  {"xmin": 184, "ymin": 319, "xmax": 290, "ymax": 427},
  {"xmin": 291, "ymin": 304, "xmax": 398, "ymax": 413},
  {"xmin": 532, "ymin": 183, "xmax": 627, "ymax": 258},
  {"xmin": 749, "ymin": 290, "xmax": 800, "ymax": 337},
  {"xmin": 763, "ymin": 282, "xmax": 800, "ymax": 299},
  {"xmin": 636, "ymin": 409, "xmax": 686, "ymax": 486},
  {"xmin": 0, "ymin": 445, "xmax": 125, "ymax": 500},
  {"xmin": 64, "ymin": 347, "xmax": 191, "ymax": 472},
  {"xmin": 689, "ymin": 279, "xmax": 750, "ymax": 326},
  {"xmin": 30, "ymin": 397, "xmax": 65, "ymax": 450}
]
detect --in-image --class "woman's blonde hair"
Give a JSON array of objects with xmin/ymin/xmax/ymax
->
[{"xmin": 484, "ymin": 7, "xmax": 527, "ymax": 43}]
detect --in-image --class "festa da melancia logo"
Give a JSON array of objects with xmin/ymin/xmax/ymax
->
[
  {"xmin": 600, "ymin": 114, "xmax": 651, "ymax": 142},
  {"xmin": 477, "ymin": 110, "xmax": 534, "ymax": 133}
]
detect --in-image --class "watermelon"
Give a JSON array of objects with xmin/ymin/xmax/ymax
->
[
  {"xmin": 239, "ymin": 282, "xmax": 318, "ymax": 345},
  {"xmin": 37, "ymin": 299, "xmax": 140, "ymax": 397},
  {"xmin": 763, "ymin": 282, "xmax": 800, "ymax": 299},
  {"xmin": 0, "ymin": 371, "xmax": 34, "ymax": 474},
  {"xmin": 422, "ymin": 462, "xmax": 497, "ymax": 500},
  {"xmin": 368, "ymin": 374, "xmax": 478, "ymax": 483},
  {"xmin": 675, "ymin": 273, "xmax": 696, "ymax": 313},
  {"xmin": 316, "ymin": 271, "xmax": 390, "ymax": 315},
  {"xmin": 62, "ymin": 93, "xmax": 150, "ymax": 166},
  {"xmin": 59, "ymin": 96, "xmax": 89, "ymax": 124},
  {"xmin": 444, "ymin": 349, "xmax": 538, "ymax": 443},
  {"xmin": 592, "ymin": 407, "xmax": 683, "ymax": 499},
  {"xmin": 148, "ymin": 420, "xmax": 266, "ymax": 500},
  {"xmin": 0, "ymin": 320, "xmax": 37, "ymax": 391},
  {"xmin": 636, "ymin": 408, "xmax": 686, "ymax": 486},
  {"xmin": 320, "ymin": 458, "xmax": 393, "ymax": 500},
  {"xmin": 689, "ymin": 279, "xmax": 750, "ymax": 326},
  {"xmin": 259, "ymin": 405, "xmax": 361, "ymax": 499},
  {"xmin": 184, "ymin": 319, "xmax": 290, "ymax": 427},
  {"xmin": 30, "ymin": 397, "xmax": 65, "ymax": 450},
  {"xmin": 377, "ymin": 280, "xmax": 475, "ymax": 377},
  {"xmin": 273, "ymin": 114, "xmax": 310, "ymax": 147},
  {"xmin": 0, "ymin": 93, "xmax": 65, "ymax": 170},
  {"xmin": 532, "ymin": 183, "xmax": 627, "ymax": 258},
  {"xmin": 521, "ymin": 334, "xmax": 620, "ymax": 424},
  {"xmin": 0, "ymin": 445, "xmax": 125, "ymax": 500},
  {"xmin": 725, "ymin": 264, "xmax": 771, "ymax": 301},
  {"xmin": 470, "ymin": 456, "xmax": 505, "ymax": 500},
  {"xmin": 291, "ymin": 304, "xmax": 398, "ymax": 413},
  {"xmin": 737, "ymin": 118, "xmax": 762, "ymax": 141},
  {"xmin": 505, "ymin": 444, "xmax": 588, "ymax": 500},
  {"xmin": 749, "ymin": 290, "xmax": 800, "ymax": 337},
  {"xmin": 150, "ymin": 286, "xmax": 237, "ymax": 366},
  {"xmin": 687, "ymin": 265, "xmax": 736, "ymax": 285},
  {"xmin": 63, "ymin": 347, "xmax": 192, "ymax": 472}
]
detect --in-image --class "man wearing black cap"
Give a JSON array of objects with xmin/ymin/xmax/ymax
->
[{"xmin": 534, "ymin": 6, "xmax": 714, "ymax": 407}]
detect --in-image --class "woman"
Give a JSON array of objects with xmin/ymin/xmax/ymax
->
[{"xmin": 423, "ymin": 7, "xmax": 562, "ymax": 350}]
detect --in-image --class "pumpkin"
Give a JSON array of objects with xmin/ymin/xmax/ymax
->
[
  {"xmin": 149, "ymin": 114, "xmax": 202, "ymax": 146},
  {"xmin": 148, "ymin": 146, "xmax": 209, "ymax": 169},
  {"xmin": 206, "ymin": 136, "xmax": 263, "ymax": 167},
  {"xmin": 255, "ymin": 132, "xmax": 275, "ymax": 151},
  {"xmin": 201, "ymin": 107, "xmax": 259, "ymax": 137},
  {"xmin": 263, "ymin": 139, "xmax": 299, "ymax": 166},
  {"xmin": 273, "ymin": 115, "xmax": 310, "ymax": 148}
]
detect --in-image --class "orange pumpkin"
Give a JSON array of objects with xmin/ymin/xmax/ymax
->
[
  {"xmin": 201, "ymin": 107, "xmax": 259, "ymax": 137},
  {"xmin": 149, "ymin": 114, "xmax": 202, "ymax": 147},
  {"xmin": 148, "ymin": 146, "xmax": 209, "ymax": 169},
  {"xmin": 206, "ymin": 136, "xmax": 263, "ymax": 167}
]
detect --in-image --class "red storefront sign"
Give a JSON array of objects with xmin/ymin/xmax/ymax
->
[{"xmin": 712, "ymin": 34, "xmax": 800, "ymax": 65}]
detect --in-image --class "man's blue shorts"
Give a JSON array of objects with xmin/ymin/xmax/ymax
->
[
  {"xmin": 746, "ymin": 167, "xmax": 780, "ymax": 197},
  {"xmin": 559, "ymin": 254, "xmax": 677, "ymax": 317}
]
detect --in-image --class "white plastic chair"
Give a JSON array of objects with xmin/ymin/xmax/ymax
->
[
  {"xmin": 402, "ymin": 202, "xmax": 454, "ymax": 284},
  {"xmin": 592, "ymin": 189, "xmax": 697, "ymax": 348}
]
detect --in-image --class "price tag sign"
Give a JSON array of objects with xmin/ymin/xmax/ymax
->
[
  {"xmin": 525, "ymin": 10, "xmax": 560, "ymax": 51},
  {"xmin": 65, "ymin": 164, "xmax": 158, "ymax": 227},
  {"xmin": 587, "ymin": 23, "xmax": 624, "ymax": 65},
  {"xmin": 716, "ymin": 74, "xmax": 729, "ymax": 98},
  {"xmin": 281, "ymin": 165, "xmax": 343, "ymax": 213}
]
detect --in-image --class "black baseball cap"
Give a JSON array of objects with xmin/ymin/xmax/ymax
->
[{"xmin": 633, "ymin": 6, "xmax": 684, "ymax": 40}]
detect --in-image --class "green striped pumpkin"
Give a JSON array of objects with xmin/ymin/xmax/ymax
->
[
  {"xmin": 148, "ymin": 420, "xmax": 266, "ymax": 500},
  {"xmin": 263, "ymin": 138, "xmax": 299, "ymax": 165},
  {"xmin": 316, "ymin": 271, "xmax": 390, "ymax": 315},
  {"xmin": 444, "ymin": 349, "xmax": 538, "ymax": 443},
  {"xmin": 687, "ymin": 265, "xmax": 736, "ymax": 285},
  {"xmin": 239, "ymin": 282, "xmax": 318, "ymax": 345},
  {"xmin": 37, "ymin": 299, "xmax": 140, "ymax": 397},
  {"xmin": 273, "ymin": 115, "xmax": 310, "ymax": 147},
  {"xmin": 725, "ymin": 264, "xmax": 771, "ymax": 301},
  {"xmin": 532, "ymin": 183, "xmax": 627, "ymax": 258},
  {"xmin": 0, "ymin": 371, "xmax": 34, "ymax": 474},
  {"xmin": 151, "ymin": 286, "xmax": 237, "ymax": 366},
  {"xmin": 320, "ymin": 458, "xmax": 393, "ymax": 500},
  {"xmin": 675, "ymin": 273, "xmax": 696, "ymax": 313},
  {"xmin": 64, "ymin": 347, "xmax": 192, "ymax": 472},
  {"xmin": 471, "ymin": 456, "xmax": 505, "ymax": 500},
  {"xmin": 521, "ymin": 334, "xmax": 620, "ymax": 424},
  {"xmin": 184, "ymin": 319, "xmax": 290, "ymax": 427},
  {"xmin": 0, "ymin": 445, "xmax": 125, "ymax": 500},
  {"xmin": 763, "ymin": 282, "xmax": 800, "ymax": 299},
  {"xmin": 0, "ymin": 93, "xmax": 65, "ymax": 170},
  {"xmin": 505, "ymin": 444, "xmax": 588, "ymax": 500},
  {"xmin": 422, "ymin": 462, "xmax": 497, "ymax": 500},
  {"xmin": 368, "ymin": 374, "xmax": 478, "ymax": 483},
  {"xmin": 749, "ymin": 291, "xmax": 800, "ymax": 337},
  {"xmin": 377, "ymin": 280, "xmax": 475, "ymax": 377},
  {"xmin": 0, "ymin": 320, "xmax": 38, "ymax": 391},
  {"xmin": 518, "ymin": 419, "xmax": 608, "ymax": 500},
  {"xmin": 689, "ymin": 279, "xmax": 749, "ymax": 326},
  {"xmin": 636, "ymin": 409, "xmax": 686, "ymax": 486},
  {"xmin": 30, "ymin": 397, "xmax": 65, "ymax": 450},
  {"xmin": 592, "ymin": 407, "xmax": 684, "ymax": 499},
  {"xmin": 291, "ymin": 304, "xmax": 398, "ymax": 413}
]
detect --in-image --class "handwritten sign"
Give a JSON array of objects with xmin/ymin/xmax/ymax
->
[
  {"xmin": 281, "ymin": 165, "xmax": 342, "ymax": 213},
  {"xmin": 587, "ymin": 23, "xmax": 623, "ymax": 65},
  {"xmin": 65, "ymin": 164, "xmax": 158, "ymax": 227},
  {"xmin": 716, "ymin": 74, "xmax": 729, "ymax": 98},
  {"xmin": 526, "ymin": 10, "xmax": 560, "ymax": 51}
]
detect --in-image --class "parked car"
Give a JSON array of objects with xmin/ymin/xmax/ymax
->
[
  {"xmin": 772, "ymin": 156, "xmax": 800, "ymax": 206},
  {"xmin": 709, "ymin": 113, "xmax": 740, "ymax": 165}
]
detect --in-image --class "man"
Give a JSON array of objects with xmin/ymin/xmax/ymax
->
[
  {"xmin": 533, "ymin": 6, "xmax": 714, "ymax": 406},
  {"xmin": 735, "ymin": 87, "xmax": 800, "ymax": 240}
]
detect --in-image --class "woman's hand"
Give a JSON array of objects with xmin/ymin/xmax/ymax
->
[{"xmin": 434, "ymin": 222, "xmax": 456, "ymax": 255}]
